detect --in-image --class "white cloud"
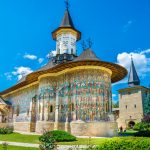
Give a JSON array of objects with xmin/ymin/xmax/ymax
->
[
  {"xmin": 113, "ymin": 49, "xmax": 150, "ymax": 86},
  {"xmin": 117, "ymin": 51, "xmax": 150, "ymax": 75},
  {"xmin": 112, "ymin": 78, "xmax": 128, "ymax": 86},
  {"xmin": 12, "ymin": 66, "xmax": 33, "ymax": 80},
  {"xmin": 47, "ymin": 50, "xmax": 57, "ymax": 58},
  {"xmin": 112, "ymin": 94, "xmax": 116, "ymax": 97},
  {"xmin": 23, "ymin": 54, "xmax": 37, "ymax": 60},
  {"xmin": 140, "ymin": 49, "xmax": 150, "ymax": 55},
  {"xmin": 38, "ymin": 58, "xmax": 44, "ymax": 64},
  {"xmin": 123, "ymin": 20, "xmax": 133, "ymax": 32}
]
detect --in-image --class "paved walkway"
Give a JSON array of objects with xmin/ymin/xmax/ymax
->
[{"xmin": 0, "ymin": 141, "xmax": 91, "ymax": 150}]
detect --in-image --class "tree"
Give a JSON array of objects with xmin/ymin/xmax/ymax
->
[
  {"xmin": 112, "ymin": 101, "xmax": 119, "ymax": 108},
  {"xmin": 143, "ymin": 91, "xmax": 150, "ymax": 114}
]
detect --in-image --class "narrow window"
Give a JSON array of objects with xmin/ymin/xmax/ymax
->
[
  {"xmin": 50, "ymin": 105, "xmax": 53, "ymax": 113},
  {"xmin": 16, "ymin": 105, "xmax": 20, "ymax": 116},
  {"xmin": 71, "ymin": 103, "xmax": 74, "ymax": 111},
  {"xmin": 57, "ymin": 49, "xmax": 60, "ymax": 54},
  {"xmin": 71, "ymin": 49, "xmax": 74, "ymax": 54},
  {"xmin": 126, "ymin": 105, "xmax": 127, "ymax": 109},
  {"xmin": 27, "ymin": 109, "xmax": 29, "ymax": 116},
  {"xmin": 134, "ymin": 104, "xmax": 136, "ymax": 108}
]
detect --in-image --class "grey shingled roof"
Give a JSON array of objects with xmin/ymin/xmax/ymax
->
[
  {"xmin": 74, "ymin": 48, "xmax": 100, "ymax": 61},
  {"xmin": 60, "ymin": 10, "xmax": 75, "ymax": 28},
  {"xmin": 128, "ymin": 58, "xmax": 140, "ymax": 87},
  {"xmin": 37, "ymin": 60, "xmax": 56, "ymax": 71}
]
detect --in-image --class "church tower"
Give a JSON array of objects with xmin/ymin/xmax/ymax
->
[
  {"xmin": 52, "ymin": 1, "xmax": 81, "ymax": 64},
  {"xmin": 117, "ymin": 55, "xmax": 149, "ymax": 129},
  {"xmin": 128, "ymin": 56, "xmax": 140, "ymax": 87}
]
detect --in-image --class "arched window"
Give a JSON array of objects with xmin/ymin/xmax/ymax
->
[
  {"xmin": 50, "ymin": 105, "xmax": 53, "ymax": 113},
  {"xmin": 16, "ymin": 105, "xmax": 20, "ymax": 116},
  {"xmin": 27, "ymin": 109, "xmax": 29, "ymax": 116},
  {"xmin": 57, "ymin": 49, "xmax": 60, "ymax": 54},
  {"xmin": 71, "ymin": 48, "xmax": 74, "ymax": 54},
  {"xmin": 71, "ymin": 103, "xmax": 74, "ymax": 111}
]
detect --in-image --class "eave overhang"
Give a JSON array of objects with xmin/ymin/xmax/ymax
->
[{"xmin": 0, "ymin": 60, "xmax": 127, "ymax": 96}]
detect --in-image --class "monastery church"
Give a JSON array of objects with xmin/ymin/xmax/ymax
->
[{"xmin": 1, "ymin": 2, "xmax": 148, "ymax": 137}]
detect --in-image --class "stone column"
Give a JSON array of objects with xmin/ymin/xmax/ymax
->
[
  {"xmin": 54, "ymin": 91, "xmax": 59, "ymax": 130},
  {"xmin": 0, "ymin": 112, "xmax": 2, "ymax": 123},
  {"xmin": 39, "ymin": 102, "xmax": 43, "ymax": 121},
  {"xmin": 65, "ymin": 111, "xmax": 70, "ymax": 132},
  {"xmin": 44, "ymin": 102, "xmax": 49, "ymax": 121},
  {"xmin": 42, "ymin": 99, "xmax": 45, "ymax": 121}
]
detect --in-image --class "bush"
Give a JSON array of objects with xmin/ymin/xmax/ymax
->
[
  {"xmin": 50, "ymin": 130, "xmax": 76, "ymax": 142},
  {"xmin": 142, "ymin": 114, "xmax": 150, "ymax": 123},
  {"xmin": 39, "ymin": 131, "xmax": 56, "ymax": 150},
  {"xmin": 134, "ymin": 131, "xmax": 150, "ymax": 137},
  {"xmin": 95, "ymin": 138, "xmax": 150, "ymax": 150},
  {"xmin": 0, "ymin": 128, "xmax": 13, "ymax": 134},
  {"xmin": 133, "ymin": 122, "xmax": 150, "ymax": 131}
]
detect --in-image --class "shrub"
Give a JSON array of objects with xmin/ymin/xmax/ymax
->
[
  {"xmin": 0, "ymin": 128, "xmax": 13, "ymax": 134},
  {"xmin": 95, "ymin": 138, "xmax": 150, "ymax": 150},
  {"xmin": 142, "ymin": 114, "xmax": 150, "ymax": 123},
  {"xmin": 133, "ymin": 122, "xmax": 150, "ymax": 131},
  {"xmin": 39, "ymin": 131, "xmax": 56, "ymax": 150},
  {"xmin": 50, "ymin": 130, "xmax": 76, "ymax": 142},
  {"xmin": 134, "ymin": 130, "xmax": 150, "ymax": 137}
]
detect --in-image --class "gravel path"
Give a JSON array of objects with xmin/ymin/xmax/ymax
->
[{"xmin": 0, "ymin": 141, "xmax": 91, "ymax": 150}]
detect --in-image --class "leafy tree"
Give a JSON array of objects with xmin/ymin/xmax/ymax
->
[
  {"xmin": 143, "ymin": 91, "xmax": 150, "ymax": 114},
  {"xmin": 112, "ymin": 101, "xmax": 119, "ymax": 108},
  {"xmin": 142, "ymin": 114, "xmax": 150, "ymax": 123},
  {"xmin": 39, "ymin": 131, "xmax": 57, "ymax": 150}
]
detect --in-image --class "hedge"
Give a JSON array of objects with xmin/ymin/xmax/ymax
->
[
  {"xmin": 94, "ymin": 138, "xmax": 150, "ymax": 150},
  {"xmin": 0, "ymin": 128, "xmax": 13, "ymax": 134}
]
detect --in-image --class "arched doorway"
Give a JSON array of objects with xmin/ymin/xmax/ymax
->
[{"xmin": 128, "ymin": 121, "xmax": 135, "ymax": 128}]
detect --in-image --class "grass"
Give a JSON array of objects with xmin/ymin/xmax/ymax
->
[
  {"xmin": 0, "ymin": 130, "xmax": 149, "ymax": 146},
  {"xmin": 0, "ymin": 133, "xmax": 40, "ymax": 144},
  {"xmin": 0, "ymin": 132, "xmax": 107, "ymax": 145},
  {"xmin": 0, "ymin": 145, "xmax": 38, "ymax": 150},
  {"xmin": 118, "ymin": 129, "xmax": 138, "ymax": 136}
]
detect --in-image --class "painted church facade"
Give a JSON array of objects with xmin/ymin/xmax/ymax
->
[{"xmin": 0, "ymin": 4, "xmax": 127, "ymax": 137}]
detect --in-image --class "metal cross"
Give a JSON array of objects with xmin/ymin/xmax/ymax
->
[
  {"xmin": 131, "ymin": 54, "xmax": 133, "ymax": 60},
  {"xmin": 65, "ymin": 0, "xmax": 70, "ymax": 10},
  {"xmin": 86, "ymin": 38, "xmax": 93, "ymax": 48},
  {"xmin": 81, "ymin": 40, "xmax": 86, "ymax": 50}
]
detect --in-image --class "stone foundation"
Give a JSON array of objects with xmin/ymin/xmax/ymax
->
[
  {"xmin": 14, "ymin": 122, "xmax": 31, "ymax": 132},
  {"xmin": 36, "ymin": 121, "xmax": 54, "ymax": 133},
  {"xmin": 4, "ymin": 121, "xmax": 118, "ymax": 137},
  {"xmin": 0, "ymin": 123, "xmax": 13, "ymax": 128},
  {"xmin": 70, "ymin": 121, "xmax": 118, "ymax": 137}
]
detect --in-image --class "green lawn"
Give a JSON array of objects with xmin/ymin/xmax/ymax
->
[
  {"xmin": 0, "ymin": 132, "xmax": 107, "ymax": 145},
  {"xmin": 0, "ymin": 145, "xmax": 38, "ymax": 150},
  {"xmin": 0, "ymin": 133, "xmax": 40, "ymax": 144},
  {"xmin": 0, "ymin": 131, "xmax": 149, "ymax": 146},
  {"xmin": 118, "ymin": 129, "xmax": 138, "ymax": 136}
]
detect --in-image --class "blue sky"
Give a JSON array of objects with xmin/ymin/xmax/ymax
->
[{"xmin": 0, "ymin": 0, "xmax": 150, "ymax": 102}]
